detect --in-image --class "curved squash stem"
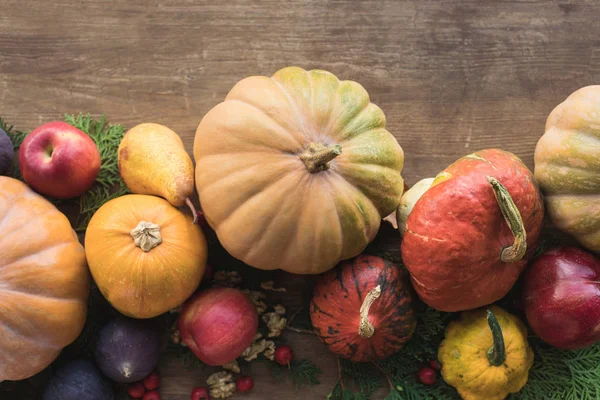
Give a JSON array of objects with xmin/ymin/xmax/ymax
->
[
  {"xmin": 358, "ymin": 285, "xmax": 381, "ymax": 339},
  {"xmin": 185, "ymin": 197, "xmax": 199, "ymax": 224},
  {"xmin": 486, "ymin": 309, "xmax": 507, "ymax": 366},
  {"xmin": 487, "ymin": 176, "xmax": 527, "ymax": 263},
  {"xmin": 299, "ymin": 143, "xmax": 342, "ymax": 173}
]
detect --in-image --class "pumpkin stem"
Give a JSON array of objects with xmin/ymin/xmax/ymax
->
[
  {"xmin": 486, "ymin": 309, "xmax": 507, "ymax": 366},
  {"xmin": 299, "ymin": 142, "xmax": 342, "ymax": 173},
  {"xmin": 487, "ymin": 176, "xmax": 527, "ymax": 263},
  {"xmin": 358, "ymin": 285, "xmax": 381, "ymax": 339},
  {"xmin": 131, "ymin": 221, "xmax": 162, "ymax": 252},
  {"xmin": 185, "ymin": 197, "xmax": 199, "ymax": 224}
]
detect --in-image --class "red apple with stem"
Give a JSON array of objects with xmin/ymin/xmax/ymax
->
[
  {"xmin": 19, "ymin": 121, "xmax": 101, "ymax": 198},
  {"xmin": 523, "ymin": 246, "xmax": 600, "ymax": 350},
  {"xmin": 177, "ymin": 287, "xmax": 258, "ymax": 365}
]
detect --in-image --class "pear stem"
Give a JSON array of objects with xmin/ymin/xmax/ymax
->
[{"xmin": 185, "ymin": 197, "xmax": 199, "ymax": 224}]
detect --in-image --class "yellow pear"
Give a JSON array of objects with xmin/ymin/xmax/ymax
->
[{"xmin": 118, "ymin": 123, "xmax": 198, "ymax": 222}]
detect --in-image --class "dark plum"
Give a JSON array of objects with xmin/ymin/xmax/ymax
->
[
  {"xmin": 43, "ymin": 359, "xmax": 114, "ymax": 400},
  {"xmin": 95, "ymin": 316, "xmax": 163, "ymax": 383}
]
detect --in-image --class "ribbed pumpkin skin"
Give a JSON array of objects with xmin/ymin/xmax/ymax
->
[
  {"xmin": 310, "ymin": 255, "xmax": 416, "ymax": 362},
  {"xmin": 85, "ymin": 194, "xmax": 207, "ymax": 319},
  {"xmin": 401, "ymin": 149, "xmax": 544, "ymax": 312},
  {"xmin": 534, "ymin": 86, "xmax": 600, "ymax": 252},
  {"xmin": 194, "ymin": 66, "xmax": 404, "ymax": 274},
  {"xmin": 0, "ymin": 177, "xmax": 89, "ymax": 382}
]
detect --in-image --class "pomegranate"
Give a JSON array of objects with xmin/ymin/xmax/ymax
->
[
  {"xmin": 523, "ymin": 246, "xmax": 600, "ymax": 350},
  {"xmin": 178, "ymin": 288, "xmax": 258, "ymax": 365}
]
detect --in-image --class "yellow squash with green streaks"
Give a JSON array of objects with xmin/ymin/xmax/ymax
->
[
  {"xmin": 534, "ymin": 85, "xmax": 600, "ymax": 252},
  {"xmin": 438, "ymin": 306, "xmax": 533, "ymax": 400},
  {"xmin": 194, "ymin": 67, "xmax": 405, "ymax": 274}
]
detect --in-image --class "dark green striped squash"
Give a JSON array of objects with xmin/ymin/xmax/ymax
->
[{"xmin": 310, "ymin": 254, "xmax": 417, "ymax": 362}]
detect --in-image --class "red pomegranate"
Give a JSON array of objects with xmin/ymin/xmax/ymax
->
[
  {"xmin": 178, "ymin": 288, "xmax": 258, "ymax": 365},
  {"xmin": 523, "ymin": 246, "xmax": 600, "ymax": 350},
  {"xmin": 310, "ymin": 255, "xmax": 417, "ymax": 362}
]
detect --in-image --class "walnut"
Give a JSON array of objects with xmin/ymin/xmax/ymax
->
[
  {"xmin": 243, "ymin": 290, "xmax": 267, "ymax": 315},
  {"xmin": 261, "ymin": 311, "xmax": 287, "ymax": 338},
  {"xmin": 213, "ymin": 270, "xmax": 242, "ymax": 288},
  {"xmin": 207, "ymin": 371, "xmax": 236, "ymax": 399},
  {"xmin": 170, "ymin": 329, "xmax": 181, "ymax": 345},
  {"xmin": 273, "ymin": 304, "xmax": 286, "ymax": 315},
  {"xmin": 260, "ymin": 280, "xmax": 287, "ymax": 292},
  {"xmin": 242, "ymin": 338, "xmax": 276, "ymax": 362},
  {"xmin": 221, "ymin": 360, "xmax": 240, "ymax": 373}
]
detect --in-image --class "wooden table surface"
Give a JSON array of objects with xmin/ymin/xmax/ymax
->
[{"xmin": 1, "ymin": 0, "xmax": 600, "ymax": 399}]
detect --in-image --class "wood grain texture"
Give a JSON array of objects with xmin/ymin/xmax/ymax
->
[{"xmin": 0, "ymin": 0, "xmax": 599, "ymax": 398}]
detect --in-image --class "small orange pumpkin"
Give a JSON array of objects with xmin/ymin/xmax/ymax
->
[
  {"xmin": 85, "ymin": 194, "xmax": 207, "ymax": 318},
  {"xmin": 0, "ymin": 177, "xmax": 89, "ymax": 382}
]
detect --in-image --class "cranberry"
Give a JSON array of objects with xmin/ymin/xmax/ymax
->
[
  {"xmin": 236, "ymin": 375, "xmax": 254, "ymax": 392},
  {"xmin": 429, "ymin": 359, "xmax": 441, "ymax": 370},
  {"xmin": 143, "ymin": 371, "xmax": 160, "ymax": 391},
  {"xmin": 196, "ymin": 210, "xmax": 209, "ymax": 231},
  {"xmin": 418, "ymin": 367, "xmax": 437, "ymax": 385},
  {"xmin": 127, "ymin": 382, "xmax": 145, "ymax": 398},
  {"xmin": 274, "ymin": 345, "xmax": 293, "ymax": 366},
  {"xmin": 191, "ymin": 387, "xmax": 211, "ymax": 400},
  {"xmin": 142, "ymin": 390, "xmax": 161, "ymax": 400}
]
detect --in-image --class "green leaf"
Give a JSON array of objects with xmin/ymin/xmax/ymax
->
[
  {"xmin": 290, "ymin": 359, "xmax": 322, "ymax": 388},
  {"xmin": 63, "ymin": 113, "xmax": 130, "ymax": 231}
]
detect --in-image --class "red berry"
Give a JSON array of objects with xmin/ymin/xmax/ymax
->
[
  {"xmin": 274, "ymin": 345, "xmax": 293, "ymax": 365},
  {"xmin": 236, "ymin": 376, "xmax": 254, "ymax": 392},
  {"xmin": 196, "ymin": 210, "xmax": 209, "ymax": 231},
  {"xmin": 191, "ymin": 387, "xmax": 211, "ymax": 400},
  {"xmin": 418, "ymin": 367, "xmax": 437, "ymax": 385},
  {"xmin": 429, "ymin": 359, "xmax": 441, "ymax": 370},
  {"xmin": 127, "ymin": 382, "xmax": 146, "ymax": 398},
  {"xmin": 143, "ymin": 371, "xmax": 160, "ymax": 391},
  {"xmin": 142, "ymin": 390, "xmax": 161, "ymax": 400}
]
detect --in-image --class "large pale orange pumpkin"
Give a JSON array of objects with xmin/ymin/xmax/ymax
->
[
  {"xmin": 0, "ymin": 177, "xmax": 89, "ymax": 382},
  {"xmin": 85, "ymin": 194, "xmax": 207, "ymax": 318},
  {"xmin": 194, "ymin": 66, "xmax": 405, "ymax": 274},
  {"xmin": 534, "ymin": 85, "xmax": 600, "ymax": 252}
]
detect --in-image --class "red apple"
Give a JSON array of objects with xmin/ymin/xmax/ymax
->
[
  {"xmin": 523, "ymin": 246, "xmax": 600, "ymax": 350},
  {"xmin": 177, "ymin": 288, "xmax": 258, "ymax": 365},
  {"xmin": 19, "ymin": 121, "xmax": 101, "ymax": 198}
]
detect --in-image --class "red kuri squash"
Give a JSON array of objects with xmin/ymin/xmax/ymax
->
[
  {"xmin": 401, "ymin": 149, "xmax": 544, "ymax": 312},
  {"xmin": 310, "ymin": 255, "xmax": 416, "ymax": 362}
]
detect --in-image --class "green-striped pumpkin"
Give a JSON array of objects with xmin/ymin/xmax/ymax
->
[
  {"xmin": 194, "ymin": 67, "xmax": 405, "ymax": 274},
  {"xmin": 534, "ymin": 85, "xmax": 600, "ymax": 252}
]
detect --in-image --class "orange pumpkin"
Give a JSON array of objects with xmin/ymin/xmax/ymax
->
[
  {"xmin": 194, "ymin": 66, "xmax": 405, "ymax": 274},
  {"xmin": 0, "ymin": 177, "xmax": 89, "ymax": 382},
  {"xmin": 85, "ymin": 194, "xmax": 207, "ymax": 319}
]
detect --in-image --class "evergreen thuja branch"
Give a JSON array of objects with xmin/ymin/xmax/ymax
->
[
  {"xmin": 289, "ymin": 359, "xmax": 322, "ymax": 388},
  {"xmin": 0, "ymin": 117, "xmax": 28, "ymax": 180},
  {"xmin": 63, "ymin": 113, "xmax": 129, "ymax": 231}
]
